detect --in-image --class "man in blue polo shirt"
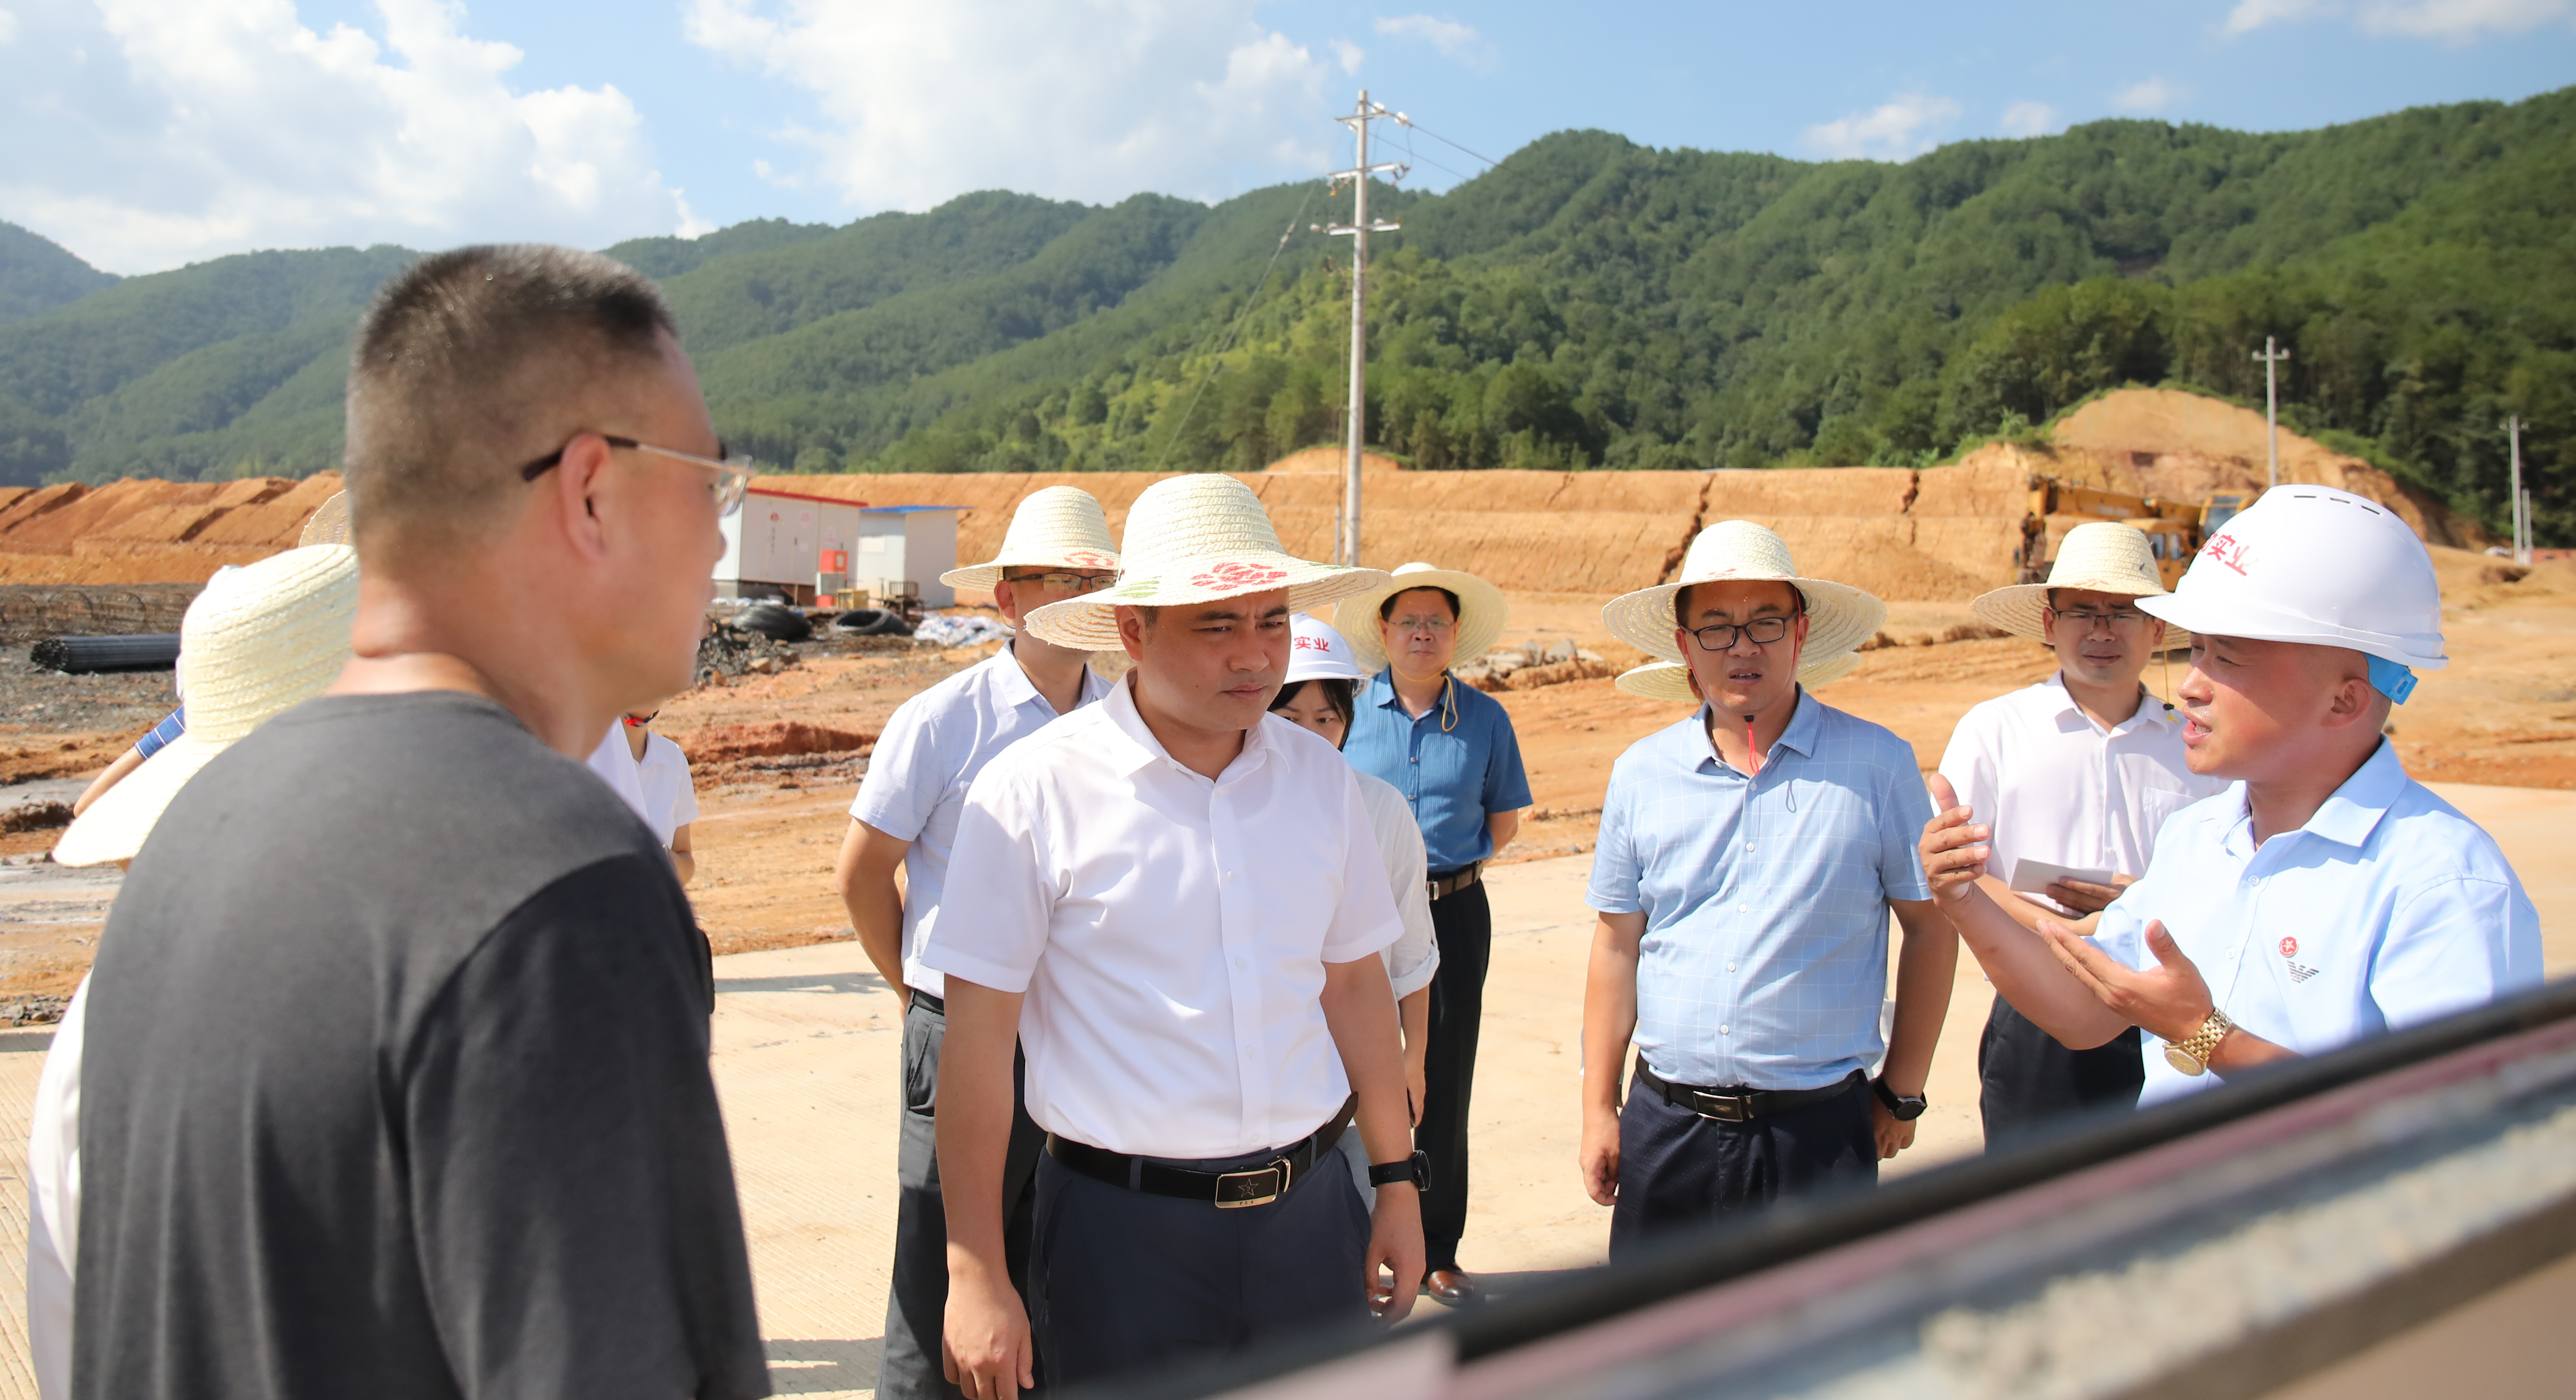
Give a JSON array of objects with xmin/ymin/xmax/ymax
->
[
  {"xmin": 1579, "ymin": 523, "xmax": 1956, "ymax": 1257},
  {"xmin": 1337, "ymin": 562, "xmax": 1530, "ymax": 1304}
]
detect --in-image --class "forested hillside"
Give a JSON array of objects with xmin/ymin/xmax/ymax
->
[{"xmin": 0, "ymin": 85, "xmax": 2565, "ymax": 542}]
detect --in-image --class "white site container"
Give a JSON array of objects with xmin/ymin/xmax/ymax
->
[{"xmin": 714, "ymin": 488, "xmax": 965, "ymax": 607}]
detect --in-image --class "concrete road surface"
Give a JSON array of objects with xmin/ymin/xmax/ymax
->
[{"xmin": 0, "ymin": 782, "xmax": 2563, "ymax": 1398}]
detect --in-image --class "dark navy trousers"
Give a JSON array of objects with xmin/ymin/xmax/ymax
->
[
  {"xmin": 1978, "ymin": 995, "xmax": 2143, "ymax": 1147},
  {"xmin": 1029, "ymin": 1140, "xmax": 1372, "ymax": 1389},
  {"xmin": 1607, "ymin": 1067, "xmax": 1876, "ymax": 1259},
  {"xmin": 1419, "ymin": 878, "xmax": 1491, "ymax": 1270}
]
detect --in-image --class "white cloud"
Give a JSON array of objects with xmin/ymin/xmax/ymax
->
[
  {"xmin": 2223, "ymin": 0, "xmax": 2571, "ymax": 37},
  {"xmin": 2112, "ymin": 76, "xmax": 2183, "ymax": 113},
  {"xmin": 1801, "ymin": 93, "xmax": 1962, "ymax": 161},
  {"xmin": 1329, "ymin": 37, "xmax": 1364, "ymax": 74},
  {"xmin": 1999, "ymin": 100, "xmax": 2061, "ymax": 138},
  {"xmin": 684, "ymin": 0, "xmax": 1341, "ymax": 215},
  {"xmin": 0, "ymin": 9, "xmax": 18, "ymax": 45},
  {"xmin": 0, "ymin": 0, "xmax": 698, "ymax": 274},
  {"xmin": 1373, "ymin": 13, "xmax": 1481, "ymax": 58}
]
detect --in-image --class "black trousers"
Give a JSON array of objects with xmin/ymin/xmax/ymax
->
[
  {"xmin": 1418, "ymin": 878, "xmax": 1491, "ymax": 1271},
  {"xmin": 877, "ymin": 994, "xmax": 1047, "ymax": 1400},
  {"xmin": 1029, "ymin": 1139, "xmax": 1371, "ymax": 1389},
  {"xmin": 1607, "ymin": 1068, "xmax": 1876, "ymax": 1260},
  {"xmin": 1977, "ymin": 994, "xmax": 2143, "ymax": 1148}
]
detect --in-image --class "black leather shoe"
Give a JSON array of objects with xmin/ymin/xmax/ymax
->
[{"xmin": 1421, "ymin": 1268, "xmax": 1479, "ymax": 1305}]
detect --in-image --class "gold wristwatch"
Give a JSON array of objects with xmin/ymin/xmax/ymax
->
[{"xmin": 2163, "ymin": 1009, "xmax": 2234, "ymax": 1076}]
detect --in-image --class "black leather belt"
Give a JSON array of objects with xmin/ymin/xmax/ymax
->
[
  {"xmin": 1047, "ymin": 1097, "xmax": 1356, "ymax": 1209},
  {"xmin": 909, "ymin": 988, "xmax": 944, "ymax": 1014},
  {"xmin": 1636, "ymin": 1063, "xmax": 1865, "ymax": 1124},
  {"xmin": 1428, "ymin": 861, "xmax": 1482, "ymax": 902}
]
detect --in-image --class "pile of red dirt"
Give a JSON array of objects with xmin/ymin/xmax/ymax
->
[
  {"xmin": 0, "ymin": 473, "xmax": 342, "ymax": 584},
  {"xmin": 676, "ymin": 720, "xmax": 876, "ymax": 764}
]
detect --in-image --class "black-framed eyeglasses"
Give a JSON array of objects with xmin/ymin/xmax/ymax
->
[
  {"xmin": 520, "ymin": 434, "xmax": 755, "ymax": 518},
  {"xmin": 1001, "ymin": 570, "xmax": 1118, "ymax": 594},
  {"xmin": 1685, "ymin": 615, "xmax": 1794, "ymax": 651},
  {"xmin": 2049, "ymin": 607, "xmax": 2149, "ymax": 631}
]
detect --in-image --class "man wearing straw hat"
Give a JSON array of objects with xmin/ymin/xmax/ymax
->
[
  {"xmin": 928, "ymin": 475, "xmax": 1424, "ymax": 1395},
  {"xmin": 1333, "ymin": 561, "xmax": 1529, "ymax": 1304},
  {"xmin": 834, "ymin": 484, "xmax": 1120, "ymax": 1400},
  {"xmin": 67, "ymin": 246, "xmax": 767, "ymax": 1399},
  {"xmin": 1580, "ymin": 522, "xmax": 1956, "ymax": 1254},
  {"xmin": 1940, "ymin": 521, "xmax": 2227, "ymax": 1145}
]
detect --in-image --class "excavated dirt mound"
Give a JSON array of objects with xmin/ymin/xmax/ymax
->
[
  {"xmin": 0, "ymin": 473, "xmax": 342, "ymax": 584},
  {"xmin": 1262, "ymin": 446, "xmax": 1404, "ymax": 474},
  {"xmin": 676, "ymin": 720, "xmax": 876, "ymax": 764}
]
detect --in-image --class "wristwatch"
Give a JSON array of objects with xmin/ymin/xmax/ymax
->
[
  {"xmin": 1870, "ymin": 1077, "xmax": 1928, "ymax": 1122},
  {"xmin": 2163, "ymin": 1009, "xmax": 2235, "ymax": 1076},
  {"xmin": 1368, "ymin": 1149, "xmax": 1432, "ymax": 1193}
]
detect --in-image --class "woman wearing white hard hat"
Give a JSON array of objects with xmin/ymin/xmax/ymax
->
[
  {"xmin": 1924, "ymin": 486, "xmax": 2540, "ymax": 1108},
  {"xmin": 1332, "ymin": 561, "xmax": 1528, "ymax": 1304},
  {"xmin": 1942, "ymin": 521, "xmax": 2230, "ymax": 1148},
  {"xmin": 1269, "ymin": 615, "xmax": 1441, "ymax": 1206},
  {"xmin": 923, "ymin": 474, "xmax": 1423, "ymax": 1392},
  {"xmin": 1581, "ymin": 520, "xmax": 1956, "ymax": 1261}
]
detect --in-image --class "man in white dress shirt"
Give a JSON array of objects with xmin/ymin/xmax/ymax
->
[
  {"xmin": 1924, "ymin": 487, "xmax": 2540, "ymax": 1107},
  {"xmin": 1941, "ymin": 522, "xmax": 2228, "ymax": 1144},
  {"xmin": 927, "ymin": 475, "xmax": 1420, "ymax": 1397},
  {"xmin": 833, "ymin": 486, "xmax": 1119, "ymax": 1400}
]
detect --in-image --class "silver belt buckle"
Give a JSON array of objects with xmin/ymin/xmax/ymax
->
[
  {"xmin": 1690, "ymin": 1091, "xmax": 1752, "ymax": 1123},
  {"xmin": 1214, "ymin": 1158, "xmax": 1290, "ymax": 1208}
]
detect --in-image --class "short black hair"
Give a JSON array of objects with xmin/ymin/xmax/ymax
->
[
  {"xmin": 1380, "ymin": 585, "xmax": 1461, "ymax": 623},
  {"xmin": 1674, "ymin": 580, "xmax": 1806, "ymax": 625},
  {"xmin": 1269, "ymin": 677, "xmax": 1355, "ymax": 728},
  {"xmin": 345, "ymin": 243, "xmax": 676, "ymax": 558}
]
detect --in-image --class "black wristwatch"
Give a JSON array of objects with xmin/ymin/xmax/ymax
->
[
  {"xmin": 1870, "ymin": 1076, "xmax": 1928, "ymax": 1122},
  {"xmin": 1368, "ymin": 1149, "xmax": 1432, "ymax": 1193}
]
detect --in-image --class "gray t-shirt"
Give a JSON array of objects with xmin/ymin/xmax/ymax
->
[{"xmin": 74, "ymin": 691, "xmax": 769, "ymax": 1400}]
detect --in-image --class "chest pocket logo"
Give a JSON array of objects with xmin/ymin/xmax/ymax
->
[{"xmin": 2279, "ymin": 935, "xmax": 2318, "ymax": 984}]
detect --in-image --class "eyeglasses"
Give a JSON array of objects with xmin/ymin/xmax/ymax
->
[
  {"xmin": 1389, "ymin": 613, "xmax": 1456, "ymax": 634},
  {"xmin": 520, "ymin": 434, "xmax": 755, "ymax": 518},
  {"xmin": 1685, "ymin": 616, "xmax": 1794, "ymax": 651},
  {"xmin": 2050, "ymin": 608, "xmax": 2150, "ymax": 631},
  {"xmin": 1001, "ymin": 570, "xmax": 1118, "ymax": 593}
]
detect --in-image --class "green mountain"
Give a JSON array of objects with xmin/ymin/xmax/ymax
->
[
  {"xmin": 0, "ymin": 87, "xmax": 2564, "ymax": 542},
  {"xmin": 0, "ymin": 222, "xmax": 118, "ymax": 327}
]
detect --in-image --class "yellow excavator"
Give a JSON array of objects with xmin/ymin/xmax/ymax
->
[{"xmin": 2014, "ymin": 477, "xmax": 2259, "ymax": 587}]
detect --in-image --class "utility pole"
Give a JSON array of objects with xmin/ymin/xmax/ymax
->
[
  {"xmin": 2505, "ymin": 415, "xmax": 2527, "ymax": 566},
  {"xmin": 2253, "ymin": 337, "xmax": 2292, "ymax": 491},
  {"xmin": 1320, "ymin": 91, "xmax": 1404, "ymax": 567}
]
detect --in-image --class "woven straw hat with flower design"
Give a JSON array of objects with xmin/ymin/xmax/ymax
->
[
  {"xmin": 1022, "ymin": 475, "xmax": 1389, "ymax": 650},
  {"xmin": 940, "ymin": 485, "xmax": 1121, "ymax": 593},
  {"xmin": 1614, "ymin": 648, "xmax": 1862, "ymax": 704},
  {"xmin": 1601, "ymin": 520, "xmax": 1886, "ymax": 667},
  {"xmin": 1969, "ymin": 520, "xmax": 2171, "ymax": 641},
  {"xmin": 55, "ymin": 544, "xmax": 359, "ymax": 867}
]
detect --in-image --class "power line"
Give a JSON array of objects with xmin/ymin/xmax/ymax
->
[{"xmin": 1147, "ymin": 184, "xmax": 1320, "ymax": 474}]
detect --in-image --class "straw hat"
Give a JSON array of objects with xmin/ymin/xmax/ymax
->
[
  {"xmin": 940, "ymin": 485, "xmax": 1120, "ymax": 593},
  {"xmin": 1022, "ymin": 475, "xmax": 1389, "ymax": 650},
  {"xmin": 1285, "ymin": 615, "xmax": 1369, "ymax": 684},
  {"xmin": 1970, "ymin": 520, "xmax": 2170, "ymax": 641},
  {"xmin": 1614, "ymin": 648, "xmax": 1863, "ymax": 703},
  {"xmin": 298, "ymin": 491, "xmax": 351, "ymax": 547},
  {"xmin": 1602, "ymin": 521, "xmax": 1885, "ymax": 665},
  {"xmin": 54, "ymin": 545, "xmax": 359, "ymax": 867},
  {"xmin": 1332, "ymin": 562, "xmax": 1508, "ymax": 673}
]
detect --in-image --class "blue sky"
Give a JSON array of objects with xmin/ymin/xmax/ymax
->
[{"xmin": 4, "ymin": 0, "xmax": 2572, "ymax": 274}]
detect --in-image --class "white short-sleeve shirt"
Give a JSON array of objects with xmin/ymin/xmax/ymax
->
[
  {"xmin": 1939, "ymin": 677, "xmax": 2228, "ymax": 915},
  {"xmin": 584, "ymin": 725, "xmax": 650, "ymax": 823},
  {"xmin": 850, "ymin": 646, "xmax": 1110, "ymax": 997},
  {"xmin": 926, "ymin": 677, "xmax": 1405, "ymax": 1159},
  {"xmin": 634, "ymin": 732, "xmax": 698, "ymax": 848},
  {"xmin": 2091, "ymin": 740, "xmax": 2541, "ymax": 1106},
  {"xmin": 1355, "ymin": 770, "xmax": 1439, "ymax": 999}
]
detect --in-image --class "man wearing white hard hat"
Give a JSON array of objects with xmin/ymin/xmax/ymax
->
[
  {"xmin": 1942, "ymin": 522, "xmax": 2228, "ymax": 1145},
  {"xmin": 1333, "ymin": 561, "xmax": 1530, "ymax": 1303},
  {"xmin": 1923, "ymin": 487, "xmax": 2540, "ymax": 1105},
  {"xmin": 833, "ymin": 484, "xmax": 1120, "ymax": 1400},
  {"xmin": 927, "ymin": 475, "xmax": 1421, "ymax": 1395},
  {"xmin": 26, "ymin": 543, "xmax": 359, "ymax": 1400},
  {"xmin": 1268, "ymin": 615, "xmax": 1441, "ymax": 1201},
  {"xmin": 1581, "ymin": 522, "xmax": 1956, "ymax": 1255}
]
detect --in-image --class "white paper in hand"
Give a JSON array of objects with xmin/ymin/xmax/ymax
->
[{"xmin": 2009, "ymin": 858, "xmax": 2117, "ymax": 895}]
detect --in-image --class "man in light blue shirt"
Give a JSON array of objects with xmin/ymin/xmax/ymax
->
[
  {"xmin": 832, "ymin": 486, "xmax": 1118, "ymax": 1400},
  {"xmin": 1924, "ymin": 486, "xmax": 2540, "ymax": 1105},
  {"xmin": 1581, "ymin": 523, "xmax": 1957, "ymax": 1256}
]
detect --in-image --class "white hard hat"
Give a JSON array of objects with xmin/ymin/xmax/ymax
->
[
  {"xmin": 1286, "ymin": 614, "xmax": 1369, "ymax": 683},
  {"xmin": 2139, "ymin": 486, "xmax": 2445, "ymax": 702}
]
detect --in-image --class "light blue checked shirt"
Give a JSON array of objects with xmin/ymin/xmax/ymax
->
[{"xmin": 1588, "ymin": 692, "xmax": 1934, "ymax": 1091}]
